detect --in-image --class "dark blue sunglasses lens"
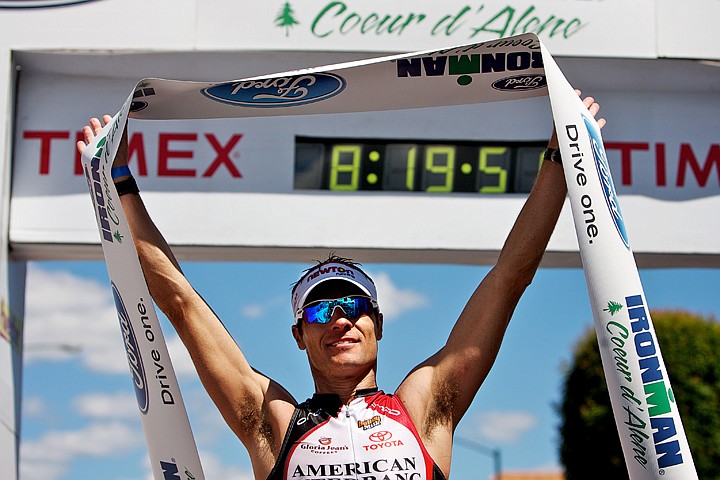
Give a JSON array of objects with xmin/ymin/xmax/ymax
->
[{"xmin": 302, "ymin": 297, "xmax": 373, "ymax": 324}]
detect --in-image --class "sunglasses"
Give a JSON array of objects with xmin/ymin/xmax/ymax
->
[{"xmin": 296, "ymin": 296, "xmax": 377, "ymax": 324}]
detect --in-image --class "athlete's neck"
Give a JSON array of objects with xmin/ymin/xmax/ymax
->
[{"xmin": 311, "ymin": 368, "xmax": 378, "ymax": 404}]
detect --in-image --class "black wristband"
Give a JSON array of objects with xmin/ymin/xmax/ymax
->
[
  {"xmin": 114, "ymin": 177, "xmax": 140, "ymax": 196},
  {"xmin": 543, "ymin": 147, "xmax": 562, "ymax": 164}
]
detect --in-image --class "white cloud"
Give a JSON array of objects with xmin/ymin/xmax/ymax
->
[
  {"xmin": 197, "ymin": 450, "xmax": 254, "ymax": 480},
  {"xmin": 468, "ymin": 410, "xmax": 538, "ymax": 443},
  {"xmin": 22, "ymin": 396, "xmax": 46, "ymax": 418},
  {"xmin": 241, "ymin": 304, "xmax": 265, "ymax": 319},
  {"xmin": 73, "ymin": 392, "xmax": 140, "ymax": 420},
  {"xmin": 23, "ymin": 264, "xmax": 127, "ymax": 373},
  {"xmin": 24, "ymin": 264, "xmax": 199, "ymax": 380},
  {"xmin": 184, "ymin": 388, "xmax": 231, "ymax": 446},
  {"xmin": 165, "ymin": 333, "xmax": 199, "ymax": 377},
  {"xmin": 369, "ymin": 271, "xmax": 429, "ymax": 321},
  {"xmin": 240, "ymin": 295, "xmax": 285, "ymax": 320},
  {"xmin": 20, "ymin": 422, "xmax": 143, "ymax": 480}
]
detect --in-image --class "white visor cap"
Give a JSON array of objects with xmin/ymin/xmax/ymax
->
[{"xmin": 292, "ymin": 262, "xmax": 378, "ymax": 319}]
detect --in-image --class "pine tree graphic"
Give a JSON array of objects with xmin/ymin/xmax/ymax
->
[
  {"xmin": 113, "ymin": 230, "xmax": 123, "ymax": 243},
  {"xmin": 275, "ymin": 1, "xmax": 300, "ymax": 37},
  {"xmin": 603, "ymin": 301, "xmax": 623, "ymax": 316}
]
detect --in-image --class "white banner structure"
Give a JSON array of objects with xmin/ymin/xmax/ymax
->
[
  {"xmin": 81, "ymin": 110, "xmax": 205, "ymax": 480},
  {"xmin": 82, "ymin": 33, "xmax": 697, "ymax": 479}
]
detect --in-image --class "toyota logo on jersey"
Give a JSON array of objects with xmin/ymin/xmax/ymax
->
[{"xmin": 369, "ymin": 431, "xmax": 393, "ymax": 442}]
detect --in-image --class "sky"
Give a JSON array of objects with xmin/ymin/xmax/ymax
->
[{"xmin": 18, "ymin": 257, "xmax": 720, "ymax": 480}]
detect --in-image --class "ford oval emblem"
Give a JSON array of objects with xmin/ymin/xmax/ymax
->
[
  {"xmin": 202, "ymin": 73, "xmax": 346, "ymax": 108},
  {"xmin": 584, "ymin": 116, "xmax": 630, "ymax": 250},
  {"xmin": 112, "ymin": 283, "xmax": 149, "ymax": 414},
  {"xmin": 491, "ymin": 74, "xmax": 547, "ymax": 91}
]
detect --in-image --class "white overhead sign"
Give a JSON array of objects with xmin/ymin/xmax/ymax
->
[
  {"xmin": 0, "ymin": 0, "xmax": 718, "ymax": 60},
  {"xmin": 2, "ymin": 1, "xmax": 720, "ymax": 266},
  {"xmin": 9, "ymin": 48, "xmax": 720, "ymax": 266}
]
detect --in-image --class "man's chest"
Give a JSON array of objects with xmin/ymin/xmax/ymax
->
[{"xmin": 281, "ymin": 396, "xmax": 433, "ymax": 480}]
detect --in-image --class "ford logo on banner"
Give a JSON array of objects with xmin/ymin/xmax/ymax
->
[
  {"xmin": 584, "ymin": 116, "xmax": 630, "ymax": 250},
  {"xmin": 111, "ymin": 282, "xmax": 150, "ymax": 414},
  {"xmin": 202, "ymin": 73, "xmax": 346, "ymax": 107},
  {"xmin": 491, "ymin": 74, "xmax": 547, "ymax": 91}
]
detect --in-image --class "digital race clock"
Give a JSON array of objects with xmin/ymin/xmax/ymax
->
[{"xmin": 294, "ymin": 137, "xmax": 546, "ymax": 194}]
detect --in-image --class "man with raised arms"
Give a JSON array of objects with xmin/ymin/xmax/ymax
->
[{"xmin": 78, "ymin": 95, "xmax": 604, "ymax": 480}]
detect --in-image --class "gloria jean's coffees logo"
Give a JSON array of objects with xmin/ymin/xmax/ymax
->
[
  {"xmin": 298, "ymin": 441, "xmax": 349, "ymax": 455},
  {"xmin": 202, "ymin": 73, "xmax": 346, "ymax": 107}
]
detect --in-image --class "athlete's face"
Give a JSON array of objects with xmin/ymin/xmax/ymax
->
[{"xmin": 292, "ymin": 282, "xmax": 383, "ymax": 379}]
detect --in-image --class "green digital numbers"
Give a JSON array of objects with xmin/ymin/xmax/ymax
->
[
  {"xmin": 423, "ymin": 146, "xmax": 455, "ymax": 192},
  {"xmin": 478, "ymin": 147, "xmax": 509, "ymax": 193},
  {"xmin": 295, "ymin": 138, "xmax": 543, "ymax": 194},
  {"xmin": 329, "ymin": 145, "xmax": 361, "ymax": 191}
]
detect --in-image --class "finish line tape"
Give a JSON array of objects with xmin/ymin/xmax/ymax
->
[{"xmin": 81, "ymin": 33, "xmax": 697, "ymax": 480}]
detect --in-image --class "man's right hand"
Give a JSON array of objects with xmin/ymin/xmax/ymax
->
[{"xmin": 77, "ymin": 115, "xmax": 129, "ymax": 174}]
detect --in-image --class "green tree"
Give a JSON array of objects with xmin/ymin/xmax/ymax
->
[
  {"xmin": 559, "ymin": 310, "xmax": 720, "ymax": 479},
  {"xmin": 275, "ymin": 1, "xmax": 300, "ymax": 37}
]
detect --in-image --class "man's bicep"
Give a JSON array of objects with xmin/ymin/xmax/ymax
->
[{"xmin": 398, "ymin": 302, "xmax": 511, "ymax": 429}]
